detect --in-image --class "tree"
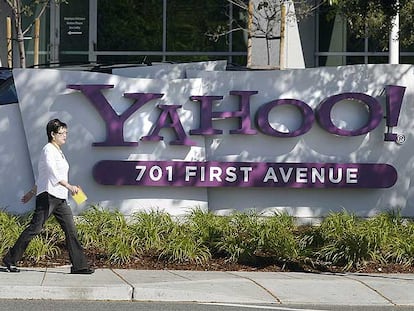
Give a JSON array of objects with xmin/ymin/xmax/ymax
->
[
  {"xmin": 3, "ymin": 0, "xmax": 67, "ymax": 68},
  {"xmin": 327, "ymin": 0, "xmax": 414, "ymax": 50},
  {"xmin": 207, "ymin": 0, "xmax": 327, "ymax": 68}
]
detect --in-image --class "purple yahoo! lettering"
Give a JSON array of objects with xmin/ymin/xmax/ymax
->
[
  {"xmin": 384, "ymin": 85, "xmax": 406, "ymax": 141},
  {"xmin": 189, "ymin": 95, "xmax": 223, "ymax": 135},
  {"xmin": 190, "ymin": 91, "xmax": 257, "ymax": 135},
  {"xmin": 316, "ymin": 93, "xmax": 383, "ymax": 136},
  {"xmin": 255, "ymin": 99, "xmax": 315, "ymax": 137},
  {"xmin": 141, "ymin": 105, "xmax": 197, "ymax": 146},
  {"xmin": 68, "ymin": 84, "xmax": 405, "ymax": 146},
  {"xmin": 67, "ymin": 84, "xmax": 163, "ymax": 146}
]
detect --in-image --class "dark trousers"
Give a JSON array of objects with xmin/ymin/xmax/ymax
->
[{"xmin": 4, "ymin": 192, "xmax": 88, "ymax": 270}]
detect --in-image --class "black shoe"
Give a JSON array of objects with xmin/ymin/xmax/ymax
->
[
  {"xmin": 70, "ymin": 267, "xmax": 94, "ymax": 274},
  {"xmin": 3, "ymin": 259, "xmax": 20, "ymax": 273}
]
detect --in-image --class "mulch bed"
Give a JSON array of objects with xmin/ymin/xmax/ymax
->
[{"xmin": 18, "ymin": 249, "xmax": 414, "ymax": 274}]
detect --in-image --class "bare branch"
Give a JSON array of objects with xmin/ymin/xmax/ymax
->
[
  {"xmin": 22, "ymin": 1, "xmax": 49, "ymax": 35},
  {"xmin": 206, "ymin": 27, "xmax": 247, "ymax": 42},
  {"xmin": 226, "ymin": 0, "xmax": 249, "ymax": 10}
]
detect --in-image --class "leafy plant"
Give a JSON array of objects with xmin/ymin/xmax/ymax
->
[
  {"xmin": 23, "ymin": 216, "xmax": 63, "ymax": 262},
  {"xmin": 259, "ymin": 212, "xmax": 298, "ymax": 260},
  {"xmin": 76, "ymin": 205, "xmax": 137, "ymax": 264},
  {"xmin": 160, "ymin": 223, "xmax": 211, "ymax": 264},
  {"xmin": 129, "ymin": 210, "xmax": 175, "ymax": 255},
  {"xmin": 0, "ymin": 210, "xmax": 24, "ymax": 256},
  {"xmin": 4, "ymin": 206, "xmax": 414, "ymax": 272},
  {"xmin": 186, "ymin": 208, "xmax": 228, "ymax": 256},
  {"xmin": 313, "ymin": 211, "xmax": 371, "ymax": 270},
  {"xmin": 215, "ymin": 211, "xmax": 262, "ymax": 263},
  {"xmin": 25, "ymin": 235, "xmax": 61, "ymax": 262}
]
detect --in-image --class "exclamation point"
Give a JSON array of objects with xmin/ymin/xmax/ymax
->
[{"xmin": 384, "ymin": 85, "xmax": 406, "ymax": 144}]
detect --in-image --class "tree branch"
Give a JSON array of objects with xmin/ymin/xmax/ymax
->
[{"xmin": 22, "ymin": 1, "xmax": 49, "ymax": 35}]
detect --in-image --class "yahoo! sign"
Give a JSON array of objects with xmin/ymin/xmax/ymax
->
[
  {"xmin": 67, "ymin": 84, "xmax": 405, "ymax": 145},
  {"xmin": 67, "ymin": 83, "xmax": 404, "ymax": 189}
]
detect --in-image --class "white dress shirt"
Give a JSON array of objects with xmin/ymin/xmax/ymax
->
[{"xmin": 36, "ymin": 143, "xmax": 69, "ymax": 200}]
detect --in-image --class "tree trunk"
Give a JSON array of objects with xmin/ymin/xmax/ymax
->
[{"xmin": 14, "ymin": 1, "xmax": 26, "ymax": 68}]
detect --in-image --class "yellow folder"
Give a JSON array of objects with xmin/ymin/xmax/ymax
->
[{"xmin": 72, "ymin": 188, "xmax": 87, "ymax": 205}]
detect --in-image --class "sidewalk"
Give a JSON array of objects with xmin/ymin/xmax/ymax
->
[{"xmin": 1, "ymin": 267, "xmax": 414, "ymax": 306}]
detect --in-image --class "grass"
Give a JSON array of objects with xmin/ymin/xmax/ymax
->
[
  {"xmin": 1, "ymin": 207, "xmax": 413, "ymax": 271},
  {"xmin": 0, "ymin": 210, "xmax": 23, "ymax": 256}
]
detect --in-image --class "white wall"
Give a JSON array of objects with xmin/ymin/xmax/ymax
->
[
  {"xmin": 0, "ymin": 104, "xmax": 35, "ymax": 214},
  {"xmin": 112, "ymin": 60, "xmax": 228, "ymax": 79},
  {"xmin": 9, "ymin": 64, "xmax": 414, "ymax": 218},
  {"xmin": 13, "ymin": 69, "xmax": 207, "ymax": 215},
  {"xmin": 187, "ymin": 65, "xmax": 414, "ymax": 217},
  {"xmin": 248, "ymin": 0, "xmax": 305, "ymax": 69}
]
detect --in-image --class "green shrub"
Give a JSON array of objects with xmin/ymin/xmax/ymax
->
[
  {"xmin": 25, "ymin": 235, "xmax": 61, "ymax": 262},
  {"xmin": 77, "ymin": 205, "xmax": 136, "ymax": 263},
  {"xmin": 314, "ymin": 211, "xmax": 371, "ymax": 270},
  {"xmin": 106, "ymin": 235, "xmax": 136, "ymax": 264},
  {"xmin": 0, "ymin": 210, "xmax": 23, "ymax": 256},
  {"xmin": 160, "ymin": 223, "xmax": 212, "ymax": 264},
  {"xmin": 259, "ymin": 213, "xmax": 298, "ymax": 260},
  {"xmin": 309, "ymin": 210, "xmax": 414, "ymax": 270},
  {"xmin": 376, "ymin": 211, "xmax": 414, "ymax": 265},
  {"xmin": 129, "ymin": 210, "xmax": 175, "ymax": 255},
  {"xmin": 186, "ymin": 208, "xmax": 228, "ymax": 256},
  {"xmin": 215, "ymin": 211, "xmax": 262, "ymax": 263},
  {"xmin": 3, "ymin": 206, "xmax": 414, "ymax": 271},
  {"xmin": 0, "ymin": 212, "xmax": 63, "ymax": 262}
]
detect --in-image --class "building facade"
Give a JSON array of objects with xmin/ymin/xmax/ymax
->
[
  {"xmin": 1, "ymin": 1, "xmax": 414, "ymax": 219},
  {"xmin": 1, "ymin": 0, "xmax": 414, "ymax": 69}
]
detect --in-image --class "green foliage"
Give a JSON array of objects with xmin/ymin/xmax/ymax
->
[
  {"xmin": 215, "ymin": 211, "xmax": 262, "ymax": 263},
  {"xmin": 259, "ymin": 212, "xmax": 298, "ymax": 260},
  {"xmin": 371, "ymin": 210, "xmax": 414, "ymax": 266},
  {"xmin": 305, "ymin": 210, "xmax": 414, "ymax": 270},
  {"xmin": 129, "ymin": 210, "xmax": 175, "ymax": 255},
  {"xmin": 312, "ymin": 211, "xmax": 372, "ymax": 269},
  {"xmin": 0, "ymin": 210, "xmax": 24, "ymax": 256},
  {"xmin": 3, "ymin": 207, "xmax": 414, "ymax": 271},
  {"xmin": 214, "ymin": 211, "xmax": 299, "ymax": 263},
  {"xmin": 25, "ymin": 235, "xmax": 61, "ymax": 262},
  {"xmin": 77, "ymin": 205, "xmax": 136, "ymax": 264},
  {"xmin": 160, "ymin": 223, "xmax": 211, "ymax": 264},
  {"xmin": 186, "ymin": 208, "xmax": 228, "ymax": 255},
  {"xmin": 0, "ymin": 212, "xmax": 63, "ymax": 262},
  {"xmin": 327, "ymin": 0, "xmax": 414, "ymax": 48}
]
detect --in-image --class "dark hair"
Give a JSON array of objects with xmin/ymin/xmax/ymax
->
[{"xmin": 46, "ymin": 119, "xmax": 67, "ymax": 142}]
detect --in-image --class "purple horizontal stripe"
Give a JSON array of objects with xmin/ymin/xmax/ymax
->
[{"xmin": 93, "ymin": 161, "xmax": 397, "ymax": 188}]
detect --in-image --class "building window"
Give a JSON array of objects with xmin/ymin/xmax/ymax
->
[{"xmin": 96, "ymin": 0, "xmax": 246, "ymax": 66}]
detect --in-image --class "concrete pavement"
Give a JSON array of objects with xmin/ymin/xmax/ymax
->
[{"xmin": 0, "ymin": 266, "xmax": 413, "ymax": 306}]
